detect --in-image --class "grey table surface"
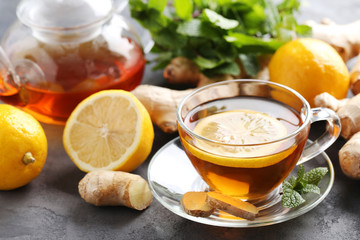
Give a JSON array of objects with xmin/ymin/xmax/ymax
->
[{"xmin": 0, "ymin": 0, "xmax": 359, "ymax": 239}]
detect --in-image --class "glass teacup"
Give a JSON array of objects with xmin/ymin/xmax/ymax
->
[{"xmin": 176, "ymin": 79, "xmax": 340, "ymax": 207}]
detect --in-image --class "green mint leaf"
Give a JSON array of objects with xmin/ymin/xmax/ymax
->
[
  {"xmin": 303, "ymin": 167, "xmax": 329, "ymax": 185},
  {"xmin": 243, "ymin": 4, "xmax": 266, "ymax": 35},
  {"xmin": 277, "ymin": 0, "xmax": 301, "ymax": 13},
  {"xmin": 282, "ymin": 180, "xmax": 293, "ymax": 190},
  {"xmin": 301, "ymin": 184, "xmax": 321, "ymax": 195},
  {"xmin": 148, "ymin": 0, "xmax": 168, "ymax": 12},
  {"xmin": 281, "ymin": 188, "xmax": 305, "ymax": 208},
  {"xmin": 203, "ymin": 9, "xmax": 239, "ymax": 30},
  {"xmin": 174, "ymin": 0, "xmax": 193, "ymax": 20},
  {"xmin": 204, "ymin": 62, "xmax": 241, "ymax": 76},
  {"xmin": 293, "ymin": 180, "xmax": 307, "ymax": 193},
  {"xmin": 297, "ymin": 164, "xmax": 305, "ymax": 180},
  {"xmin": 262, "ymin": 0, "xmax": 280, "ymax": 35},
  {"xmin": 152, "ymin": 25, "xmax": 187, "ymax": 50},
  {"xmin": 193, "ymin": 56, "xmax": 222, "ymax": 70},
  {"xmin": 225, "ymin": 32, "xmax": 283, "ymax": 53},
  {"xmin": 152, "ymin": 51, "xmax": 173, "ymax": 63},
  {"xmin": 238, "ymin": 54, "xmax": 260, "ymax": 77},
  {"xmin": 216, "ymin": 62, "xmax": 241, "ymax": 75},
  {"xmin": 215, "ymin": 42, "xmax": 238, "ymax": 62},
  {"xmin": 295, "ymin": 24, "xmax": 312, "ymax": 37},
  {"xmin": 287, "ymin": 176, "xmax": 297, "ymax": 187},
  {"xmin": 177, "ymin": 19, "xmax": 221, "ymax": 38},
  {"xmin": 129, "ymin": 1, "xmax": 169, "ymax": 34}
]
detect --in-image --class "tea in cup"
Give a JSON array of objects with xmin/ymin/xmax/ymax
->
[{"xmin": 177, "ymin": 80, "xmax": 340, "ymax": 206}]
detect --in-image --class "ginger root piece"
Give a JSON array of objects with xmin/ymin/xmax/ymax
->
[
  {"xmin": 181, "ymin": 192, "xmax": 215, "ymax": 217},
  {"xmin": 78, "ymin": 170, "xmax": 153, "ymax": 210},
  {"xmin": 336, "ymin": 95, "xmax": 360, "ymax": 140},
  {"xmin": 206, "ymin": 192, "xmax": 259, "ymax": 221},
  {"xmin": 132, "ymin": 82, "xmax": 241, "ymax": 133},
  {"xmin": 314, "ymin": 92, "xmax": 360, "ymax": 139},
  {"xmin": 339, "ymin": 132, "xmax": 360, "ymax": 179},
  {"xmin": 314, "ymin": 92, "xmax": 360, "ymax": 179},
  {"xmin": 314, "ymin": 92, "xmax": 349, "ymax": 112},
  {"xmin": 163, "ymin": 57, "xmax": 202, "ymax": 86},
  {"xmin": 163, "ymin": 57, "xmax": 235, "ymax": 87},
  {"xmin": 306, "ymin": 18, "xmax": 360, "ymax": 62},
  {"xmin": 131, "ymin": 85, "xmax": 193, "ymax": 133},
  {"xmin": 349, "ymin": 53, "xmax": 360, "ymax": 95}
]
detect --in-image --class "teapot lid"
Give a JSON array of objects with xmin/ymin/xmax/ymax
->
[{"xmin": 17, "ymin": 0, "xmax": 113, "ymax": 30}]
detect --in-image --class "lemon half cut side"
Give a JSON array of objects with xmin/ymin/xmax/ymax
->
[
  {"xmin": 187, "ymin": 110, "xmax": 295, "ymax": 168},
  {"xmin": 63, "ymin": 90, "xmax": 154, "ymax": 172}
]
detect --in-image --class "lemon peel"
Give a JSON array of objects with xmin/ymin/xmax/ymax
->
[
  {"xmin": 0, "ymin": 104, "xmax": 47, "ymax": 190},
  {"xmin": 269, "ymin": 38, "xmax": 349, "ymax": 107}
]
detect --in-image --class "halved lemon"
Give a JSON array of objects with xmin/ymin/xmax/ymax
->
[
  {"xmin": 184, "ymin": 110, "xmax": 295, "ymax": 168},
  {"xmin": 63, "ymin": 90, "xmax": 154, "ymax": 172}
]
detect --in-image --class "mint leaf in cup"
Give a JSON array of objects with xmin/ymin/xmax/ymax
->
[{"xmin": 281, "ymin": 165, "xmax": 328, "ymax": 208}]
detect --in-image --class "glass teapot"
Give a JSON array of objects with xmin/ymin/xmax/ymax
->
[{"xmin": 0, "ymin": 0, "xmax": 150, "ymax": 124}]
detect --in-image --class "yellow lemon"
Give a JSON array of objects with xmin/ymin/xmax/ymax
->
[
  {"xmin": 269, "ymin": 38, "xmax": 350, "ymax": 107},
  {"xmin": 0, "ymin": 104, "xmax": 47, "ymax": 190},
  {"xmin": 63, "ymin": 90, "xmax": 154, "ymax": 172},
  {"xmin": 184, "ymin": 110, "xmax": 294, "ymax": 168}
]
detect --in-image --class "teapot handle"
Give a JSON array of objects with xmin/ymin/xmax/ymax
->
[
  {"xmin": 0, "ymin": 46, "xmax": 46, "ymax": 104},
  {"xmin": 0, "ymin": 47, "xmax": 21, "ymax": 96}
]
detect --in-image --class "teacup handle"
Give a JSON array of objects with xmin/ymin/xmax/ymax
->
[{"xmin": 297, "ymin": 107, "xmax": 341, "ymax": 165}]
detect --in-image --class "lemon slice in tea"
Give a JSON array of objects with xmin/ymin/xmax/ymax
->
[
  {"xmin": 185, "ymin": 110, "xmax": 294, "ymax": 168},
  {"xmin": 63, "ymin": 90, "xmax": 154, "ymax": 172}
]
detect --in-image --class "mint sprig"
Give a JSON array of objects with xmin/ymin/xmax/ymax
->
[
  {"xmin": 281, "ymin": 165, "xmax": 328, "ymax": 208},
  {"xmin": 129, "ymin": 0, "xmax": 312, "ymax": 77}
]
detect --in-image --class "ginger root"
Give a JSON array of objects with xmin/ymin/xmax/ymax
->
[
  {"xmin": 349, "ymin": 53, "xmax": 360, "ymax": 95},
  {"xmin": 207, "ymin": 191, "xmax": 259, "ymax": 220},
  {"xmin": 180, "ymin": 192, "xmax": 215, "ymax": 217},
  {"xmin": 314, "ymin": 92, "xmax": 349, "ymax": 112},
  {"xmin": 132, "ymin": 85, "xmax": 193, "ymax": 133},
  {"xmin": 314, "ymin": 92, "xmax": 360, "ymax": 139},
  {"xmin": 314, "ymin": 92, "xmax": 360, "ymax": 179},
  {"xmin": 163, "ymin": 57, "xmax": 201, "ymax": 86},
  {"xmin": 306, "ymin": 18, "xmax": 360, "ymax": 62},
  {"xmin": 338, "ymin": 132, "xmax": 360, "ymax": 179},
  {"xmin": 163, "ymin": 57, "xmax": 235, "ymax": 87},
  {"xmin": 180, "ymin": 191, "xmax": 259, "ymax": 220},
  {"xmin": 78, "ymin": 170, "xmax": 153, "ymax": 210}
]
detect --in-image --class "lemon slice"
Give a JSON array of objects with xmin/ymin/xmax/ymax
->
[
  {"xmin": 63, "ymin": 90, "xmax": 154, "ymax": 172},
  {"xmin": 185, "ymin": 110, "xmax": 295, "ymax": 168}
]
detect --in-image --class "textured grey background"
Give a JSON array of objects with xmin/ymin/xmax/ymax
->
[{"xmin": 0, "ymin": 0, "xmax": 359, "ymax": 239}]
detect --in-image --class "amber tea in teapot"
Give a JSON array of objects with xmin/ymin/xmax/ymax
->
[{"xmin": 0, "ymin": 0, "xmax": 147, "ymax": 124}]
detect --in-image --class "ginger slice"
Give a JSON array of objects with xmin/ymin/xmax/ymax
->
[
  {"xmin": 206, "ymin": 191, "xmax": 259, "ymax": 221},
  {"xmin": 181, "ymin": 192, "xmax": 215, "ymax": 217}
]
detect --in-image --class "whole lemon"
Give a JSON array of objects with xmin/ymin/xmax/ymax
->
[
  {"xmin": 0, "ymin": 104, "xmax": 47, "ymax": 190},
  {"xmin": 269, "ymin": 38, "xmax": 350, "ymax": 106}
]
